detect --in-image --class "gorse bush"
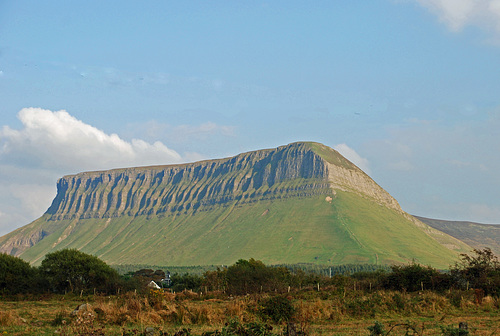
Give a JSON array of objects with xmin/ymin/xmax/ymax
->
[{"xmin": 213, "ymin": 319, "xmax": 277, "ymax": 336}]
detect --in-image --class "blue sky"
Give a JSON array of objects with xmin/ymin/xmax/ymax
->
[{"xmin": 1, "ymin": 0, "xmax": 500, "ymax": 235}]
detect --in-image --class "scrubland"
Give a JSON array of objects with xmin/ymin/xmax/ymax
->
[{"xmin": 0, "ymin": 287, "xmax": 499, "ymax": 335}]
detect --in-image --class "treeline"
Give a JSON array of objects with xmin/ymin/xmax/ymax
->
[
  {"xmin": 277, "ymin": 263, "xmax": 391, "ymax": 277},
  {"xmin": 113, "ymin": 264, "xmax": 220, "ymax": 276},
  {"xmin": 1, "ymin": 248, "xmax": 499, "ymax": 297},
  {"xmin": 165, "ymin": 249, "xmax": 500, "ymax": 297},
  {"xmin": 112, "ymin": 262, "xmax": 388, "ymax": 277}
]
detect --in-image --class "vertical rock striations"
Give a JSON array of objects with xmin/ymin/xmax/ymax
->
[
  {"xmin": 46, "ymin": 142, "xmax": 374, "ymax": 221},
  {"xmin": 3, "ymin": 141, "xmax": 449, "ymax": 265}
]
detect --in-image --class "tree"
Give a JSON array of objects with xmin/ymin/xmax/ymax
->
[
  {"xmin": 383, "ymin": 262, "xmax": 451, "ymax": 292},
  {"xmin": 203, "ymin": 267, "xmax": 227, "ymax": 292},
  {"xmin": 225, "ymin": 258, "xmax": 290, "ymax": 295},
  {"xmin": 170, "ymin": 273, "xmax": 203, "ymax": 292},
  {"xmin": 39, "ymin": 249, "xmax": 120, "ymax": 294},
  {"xmin": 0, "ymin": 253, "xmax": 36, "ymax": 294},
  {"xmin": 451, "ymin": 248, "xmax": 500, "ymax": 296}
]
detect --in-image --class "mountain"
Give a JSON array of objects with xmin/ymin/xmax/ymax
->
[
  {"xmin": 415, "ymin": 216, "xmax": 500, "ymax": 256},
  {"xmin": 0, "ymin": 142, "xmax": 470, "ymax": 268}
]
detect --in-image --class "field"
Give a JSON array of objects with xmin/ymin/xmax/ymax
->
[{"xmin": 1, "ymin": 288, "xmax": 499, "ymax": 335}]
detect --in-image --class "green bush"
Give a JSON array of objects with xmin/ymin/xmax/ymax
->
[
  {"xmin": 440, "ymin": 324, "xmax": 469, "ymax": 336},
  {"xmin": 451, "ymin": 248, "xmax": 500, "ymax": 296},
  {"xmin": 170, "ymin": 273, "xmax": 204, "ymax": 293},
  {"xmin": 0, "ymin": 253, "xmax": 36, "ymax": 294},
  {"xmin": 215, "ymin": 319, "xmax": 276, "ymax": 336},
  {"xmin": 39, "ymin": 248, "xmax": 121, "ymax": 294},
  {"xmin": 367, "ymin": 321, "xmax": 386, "ymax": 336},
  {"xmin": 225, "ymin": 259, "xmax": 290, "ymax": 295},
  {"xmin": 383, "ymin": 262, "xmax": 450, "ymax": 292},
  {"xmin": 259, "ymin": 296, "xmax": 295, "ymax": 323}
]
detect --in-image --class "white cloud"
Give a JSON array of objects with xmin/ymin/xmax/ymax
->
[
  {"xmin": 416, "ymin": 0, "xmax": 500, "ymax": 39},
  {"xmin": 0, "ymin": 108, "xmax": 182, "ymax": 172},
  {"xmin": 0, "ymin": 108, "xmax": 189, "ymax": 235},
  {"xmin": 334, "ymin": 143, "xmax": 371, "ymax": 174}
]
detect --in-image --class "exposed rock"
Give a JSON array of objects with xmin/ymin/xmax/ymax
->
[
  {"xmin": 71, "ymin": 303, "xmax": 93, "ymax": 316},
  {"xmin": 44, "ymin": 142, "xmax": 400, "ymax": 221},
  {"xmin": 0, "ymin": 142, "xmax": 470, "ymax": 266}
]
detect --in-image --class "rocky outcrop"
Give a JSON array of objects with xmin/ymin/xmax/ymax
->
[
  {"xmin": 0, "ymin": 142, "xmax": 471, "ymax": 266},
  {"xmin": 46, "ymin": 143, "xmax": 331, "ymax": 220},
  {"xmin": 326, "ymin": 163, "xmax": 401, "ymax": 212},
  {"xmin": 45, "ymin": 142, "xmax": 402, "ymax": 221},
  {"xmin": 0, "ymin": 229, "xmax": 48, "ymax": 255}
]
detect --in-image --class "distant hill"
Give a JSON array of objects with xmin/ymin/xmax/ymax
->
[
  {"xmin": 0, "ymin": 142, "xmax": 470, "ymax": 268},
  {"xmin": 414, "ymin": 216, "xmax": 500, "ymax": 257}
]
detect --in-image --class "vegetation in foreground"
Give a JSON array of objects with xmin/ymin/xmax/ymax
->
[{"xmin": 1, "ymin": 248, "xmax": 499, "ymax": 335}]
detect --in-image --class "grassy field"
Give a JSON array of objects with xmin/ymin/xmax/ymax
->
[{"xmin": 1, "ymin": 288, "xmax": 499, "ymax": 335}]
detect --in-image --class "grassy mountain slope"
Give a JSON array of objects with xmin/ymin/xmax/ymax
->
[
  {"xmin": 20, "ymin": 191, "xmax": 465, "ymax": 268},
  {"xmin": 1, "ymin": 142, "xmax": 471, "ymax": 268},
  {"xmin": 415, "ymin": 216, "xmax": 500, "ymax": 256}
]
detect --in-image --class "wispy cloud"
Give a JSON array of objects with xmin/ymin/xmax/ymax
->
[
  {"xmin": 125, "ymin": 119, "xmax": 237, "ymax": 150},
  {"xmin": 416, "ymin": 0, "xmax": 500, "ymax": 41}
]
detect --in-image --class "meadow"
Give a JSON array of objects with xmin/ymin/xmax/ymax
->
[
  {"xmin": 0, "ymin": 287, "xmax": 499, "ymax": 335},
  {"xmin": 1, "ymin": 248, "xmax": 499, "ymax": 335}
]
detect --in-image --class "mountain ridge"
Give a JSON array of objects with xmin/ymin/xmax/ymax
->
[
  {"xmin": 415, "ymin": 215, "xmax": 500, "ymax": 256},
  {"xmin": 0, "ymin": 142, "xmax": 471, "ymax": 267}
]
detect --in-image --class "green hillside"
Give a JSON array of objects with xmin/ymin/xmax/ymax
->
[
  {"xmin": 415, "ymin": 216, "xmax": 500, "ymax": 256},
  {"xmin": 20, "ymin": 190, "xmax": 464, "ymax": 268},
  {"xmin": 0, "ymin": 142, "xmax": 472, "ymax": 268}
]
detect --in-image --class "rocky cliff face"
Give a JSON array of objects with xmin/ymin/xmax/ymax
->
[
  {"xmin": 47, "ymin": 142, "xmax": 394, "ymax": 221},
  {"xmin": 0, "ymin": 142, "xmax": 411, "ymax": 260},
  {"xmin": 45, "ymin": 142, "xmax": 402, "ymax": 221}
]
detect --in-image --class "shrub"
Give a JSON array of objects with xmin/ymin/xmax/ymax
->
[
  {"xmin": 451, "ymin": 248, "xmax": 500, "ymax": 296},
  {"xmin": 217, "ymin": 319, "xmax": 276, "ymax": 336},
  {"xmin": 0, "ymin": 253, "xmax": 36, "ymax": 294},
  {"xmin": 440, "ymin": 324, "xmax": 470, "ymax": 336},
  {"xmin": 383, "ymin": 263, "xmax": 450, "ymax": 292},
  {"xmin": 170, "ymin": 273, "xmax": 204, "ymax": 293},
  {"xmin": 225, "ymin": 259, "xmax": 290, "ymax": 295},
  {"xmin": 367, "ymin": 321, "xmax": 386, "ymax": 336},
  {"xmin": 259, "ymin": 296, "xmax": 295, "ymax": 323}
]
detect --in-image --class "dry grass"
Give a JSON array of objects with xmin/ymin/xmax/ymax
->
[
  {"xmin": 0, "ymin": 310, "xmax": 22, "ymax": 326},
  {"xmin": 0, "ymin": 290, "xmax": 498, "ymax": 335}
]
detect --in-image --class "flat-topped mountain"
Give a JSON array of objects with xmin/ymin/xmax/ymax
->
[{"xmin": 0, "ymin": 142, "xmax": 470, "ymax": 267}]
